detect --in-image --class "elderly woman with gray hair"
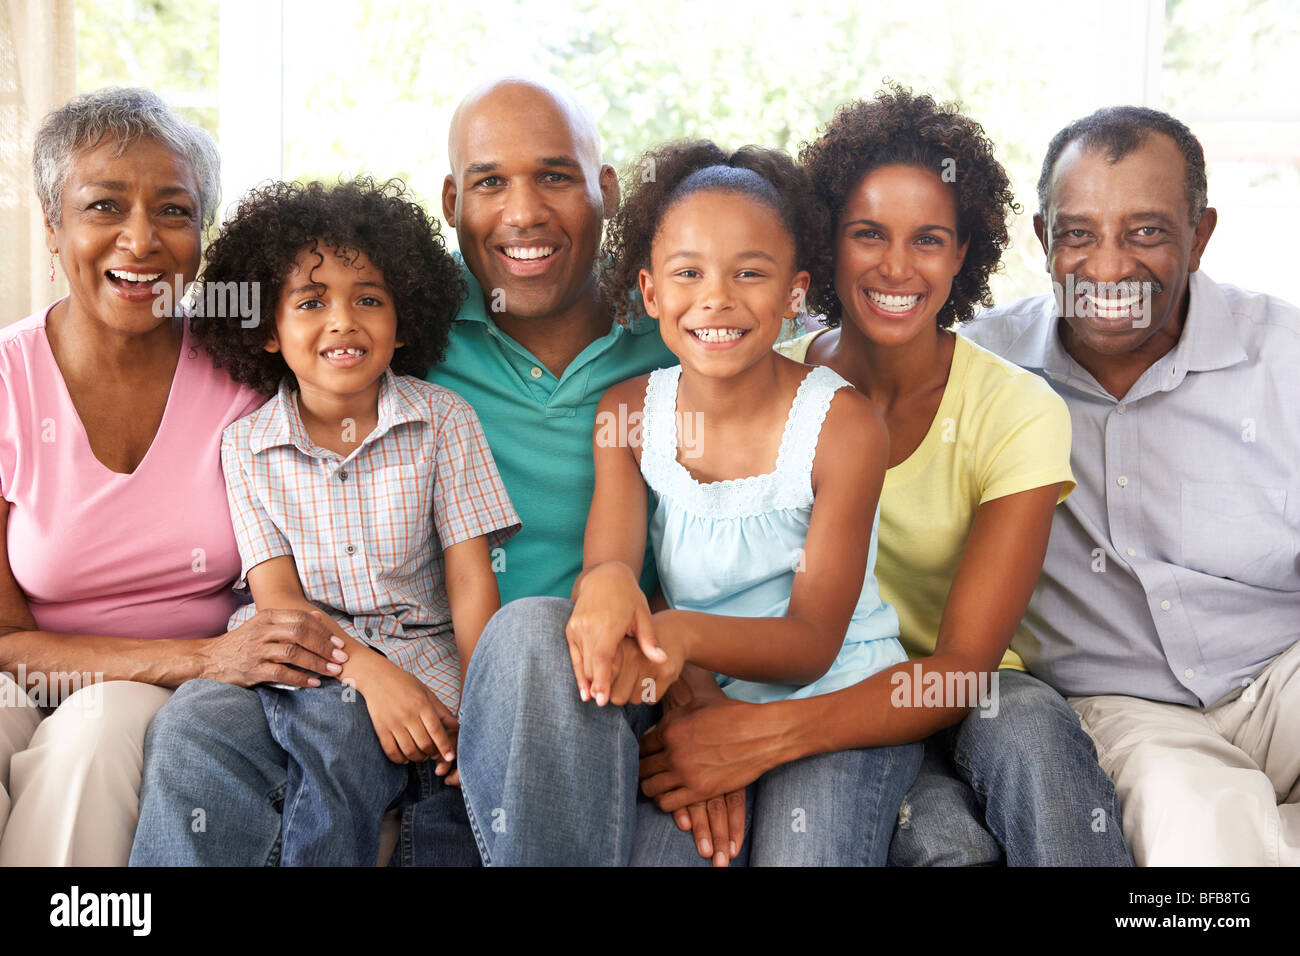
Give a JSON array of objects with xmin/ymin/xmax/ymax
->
[{"xmin": 0, "ymin": 87, "xmax": 345, "ymax": 865}]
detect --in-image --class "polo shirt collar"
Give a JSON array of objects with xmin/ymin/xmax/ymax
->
[{"xmin": 248, "ymin": 368, "xmax": 421, "ymax": 456}]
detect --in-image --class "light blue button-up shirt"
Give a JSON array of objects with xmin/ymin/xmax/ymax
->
[{"xmin": 963, "ymin": 270, "xmax": 1299, "ymax": 707}]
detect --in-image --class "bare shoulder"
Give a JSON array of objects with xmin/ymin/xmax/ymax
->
[
  {"xmin": 814, "ymin": 379, "xmax": 889, "ymax": 482},
  {"xmin": 598, "ymin": 373, "xmax": 653, "ymax": 414}
]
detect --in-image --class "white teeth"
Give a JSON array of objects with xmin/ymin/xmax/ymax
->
[
  {"xmin": 108, "ymin": 269, "xmax": 163, "ymax": 283},
  {"xmin": 502, "ymin": 246, "xmax": 555, "ymax": 260},
  {"xmin": 324, "ymin": 347, "xmax": 365, "ymax": 358},
  {"xmin": 867, "ymin": 290, "xmax": 922, "ymax": 312},
  {"xmin": 690, "ymin": 327, "xmax": 745, "ymax": 343},
  {"xmin": 1083, "ymin": 294, "xmax": 1142, "ymax": 317}
]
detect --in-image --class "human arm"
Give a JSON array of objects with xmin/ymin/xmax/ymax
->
[
  {"xmin": 609, "ymin": 386, "xmax": 890, "ymax": 698},
  {"xmin": 566, "ymin": 378, "xmax": 667, "ymax": 705},
  {"xmin": 0, "ymin": 498, "xmax": 346, "ymax": 696},
  {"xmin": 245, "ymin": 554, "xmax": 456, "ymax": 764},
  {"xmin": 638, "ymin": 481, "xmax": 1062, "ymax": 810}
]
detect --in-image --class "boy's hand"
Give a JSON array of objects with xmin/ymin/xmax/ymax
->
[
  {"xmin": 567, "ymin": 562, "xmax": 666, "ymax": 706},
  {"xmin": 352, "ymin": 661, "xmax": 458, "ymax": 765}
]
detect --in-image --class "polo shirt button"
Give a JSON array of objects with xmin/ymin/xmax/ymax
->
[
  {"xmin": 1160, "ymin": 599, "xmax": 1171, "ymax": 611},
  {"xmin": 1184, "ymin": 668, "xmax": 1195, "ymax": 679},
  {"xmin": 1116, "ymin": 476, "xmax": 1128, "ymax": 487},
  {"xmin": 344, "ymin": 544, "xmax": 356, "ymax": 555},
  {"xmin": 1126, "ymin": 548, "xmax": 1136, "ymax": 557},
  {"xmin": 365, "ymin": 627, "xmax": 373, "ymax": 638},
  {"xmin": 339, "ymin": 470, "xmax": 348, "ymax": 481},
  {"xmin": 1116, "ymin": 404, "xmax": 1127, "ymax": 415},
  {"xmin": 530, "ymin": 366, "xmax": 543, "ymax": 379}
]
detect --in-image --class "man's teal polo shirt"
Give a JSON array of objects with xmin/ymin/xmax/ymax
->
[{"xmin": 427, "ymin": 265, "xmax": 675, "ymax": 604}]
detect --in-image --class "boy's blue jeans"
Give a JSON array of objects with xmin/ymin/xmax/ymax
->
[
  {"xmin": 129, "ymin": 678, "xmax": 479, "ymax": 866},
  {"xmin": 456, "ymin": 596, "xmax": 923, "ymax": 866}
]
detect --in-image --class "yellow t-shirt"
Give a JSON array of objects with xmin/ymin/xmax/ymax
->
[{"xmin": 775, "ymin": 329, "xmax": 1075, "ymax": 669}]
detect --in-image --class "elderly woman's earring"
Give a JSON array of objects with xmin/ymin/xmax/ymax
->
[{"xmin": 49, "ymin": 253, "xmax": 57, "ymax": 282}]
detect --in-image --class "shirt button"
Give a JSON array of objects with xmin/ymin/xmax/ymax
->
[
  {"xmin": 365, "ymin": 627, "xmax": 373, "ymax": 638},
  {"xmin": 1116, "ymin": 476, "xmax": 1128, "ymax": 487},
  {"xmin": 1184, "ymin": 668, "xmax": 1195, "ymax": 679},
  {"xmin": 344, "ymin": 544, "xmax": 356, "ymax": 555},
  {"xmin": 1126, "ymin": 548, "xmax": 1136, "ymax": 557},
  {"xmin": 1160, "ymin": 600, "xmax": 1171, "ymax": 611},
  {"xmin": 1116, "ymin": 404, "xmax": 1127, "ymax": 415},
  {"xmin": 530, "ymin": 366, "xmax": 543, "ymax": 379},
  {"xmin": 338, "ymin": 470, "xmax": 348, "ymax": 481}
]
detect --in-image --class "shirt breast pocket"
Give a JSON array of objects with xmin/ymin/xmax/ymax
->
[
  {"xmin": 366, "ymin": 463, "xmax": 433, "ymax": 567},
  {"xmin": 1180, "ymin": 481, "xmax": 1297, "ymax": 590}
]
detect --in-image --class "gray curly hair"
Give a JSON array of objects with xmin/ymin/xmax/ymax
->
[{"xmin": 33, "ymin": 87, "xmax": 221, "ymax": 230}]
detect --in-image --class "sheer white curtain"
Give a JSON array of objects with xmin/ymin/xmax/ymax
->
[{"xmin": 1, "ymin": 0, "xmax": 75, "ymax": 326}]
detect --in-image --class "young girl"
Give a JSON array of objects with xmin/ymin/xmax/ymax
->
[
  {"xmin": 132, "ymin": 177, "xmax": 519, "ymax": 866},
  {"xmin": 558, "ymin": 141, "xmax": 922, "ymax": 866}
]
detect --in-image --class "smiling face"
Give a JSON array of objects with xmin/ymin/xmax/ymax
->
[
  {"xmin": 45, "ymin": 137, "xmax": 202, "ymax": 334},
  {"xmin": 442, "ymin": 82, "xmax": 617, "ymax": 323},
  {"xmin": 639, "ymin": 189, "xmax": 808, "ymax": 378},
  {"xmin": 1036, "ymin": 133, "xmax": 1216, "ymax": 357},
  {"xmin": 833, "ymin": 164, "xmax": 968, "ymax": 348},
  {"xmin": 266, "ymin": 244, "xmax": 401, "ymax": 406}
]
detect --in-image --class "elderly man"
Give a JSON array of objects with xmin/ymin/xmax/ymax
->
[{"xmin": 964, "ymin": 106, "xmax": 1300, "ymax": 866}]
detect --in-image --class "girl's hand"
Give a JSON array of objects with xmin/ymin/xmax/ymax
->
[
  {"xmin": 567, "ymin": 562, "xmax": 666, "ymax": 706},
  {"xmin": 352, "ymin": 659, "xmax": 459, "ymax": 765},
  {"xmin": 605, "ymin": 629, "xmax": 685, "ymax": 707},
  {"xmin": 199, "ymin": 608, "xmax": 348, "ymax": 687}
]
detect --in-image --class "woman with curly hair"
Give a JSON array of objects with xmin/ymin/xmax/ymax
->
[
  {"xmin": 131, "ymin": 177, "xmax": 520, "ymax": 866},
  {"xmin": 638, "ymin": 86, "xmax": 1134, "ymax": 865}
]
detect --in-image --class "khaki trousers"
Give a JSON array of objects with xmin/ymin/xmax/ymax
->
[
  {"xmin": 1070, "ymin": 640, "xmax": 1300, "ymax": 866},
  {"xmin": 0, "ymin": 674, "xmax": 171, "ymax": 866}
]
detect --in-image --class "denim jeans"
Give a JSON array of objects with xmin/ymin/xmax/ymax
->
[
  {"xmin": 129, "ymin": 678, "xmax": 480, "ymax": 866},
  {"xmin": 458, "ymin": 596, "xmax": 922, "ymax": 866},
  {"xmin": 886, "ymin": 668, "xmax": 1134, "ymax": 866}
]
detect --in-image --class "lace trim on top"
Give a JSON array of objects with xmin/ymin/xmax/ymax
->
[{"xmin": 640, "ymin": 364, "xmax": 848, "ymax": 519}]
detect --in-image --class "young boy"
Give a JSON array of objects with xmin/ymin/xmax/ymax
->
[{"xmin": 193, "ymin": 178, "xmax": 517, "ymax": 865}]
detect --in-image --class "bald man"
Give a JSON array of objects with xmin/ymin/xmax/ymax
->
[{"xmin": 427, "ymin": 77, "xmax": 674, "ymax": 606}]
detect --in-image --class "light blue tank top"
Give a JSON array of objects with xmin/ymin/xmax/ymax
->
[{"xmin": 641, "ymin": 364, "xmax": 907, "ymax": 703}]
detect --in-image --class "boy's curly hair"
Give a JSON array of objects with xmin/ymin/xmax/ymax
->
[
  {"xmin": 191, "ymin": 177, "xmax": 464, "ymax": 394},
  {"xmin": 798, "ymin": 82, "xmax": 1019, "ymax": 329},
  {"xmin": 600, "ymin": 140, "xmax": 831, "ymax": 323}
]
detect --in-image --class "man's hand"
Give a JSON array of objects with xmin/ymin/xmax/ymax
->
[{"xmin": 567, "ymin": 562, "xmax": 666, "ymax": 705}]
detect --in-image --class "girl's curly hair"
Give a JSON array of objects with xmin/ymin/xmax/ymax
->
[
  {"xmin": 798, "ymin": 83, "xmax": 1019, "ymax": 329},
  {"xmin": 601, "ymin": 140, "xmax": 831, "ymax": 323},
  {"xmin": 191, "ymin": 177, "xmax": 464, "ymax": 394}
]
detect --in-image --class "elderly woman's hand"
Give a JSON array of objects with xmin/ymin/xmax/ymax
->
[{"xmin": 197, "ymin": 608, "xmax": 347, "ymax": 687}]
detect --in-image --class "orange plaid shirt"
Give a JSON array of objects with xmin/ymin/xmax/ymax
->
[{"xmin": 222, "ymin": 369, "xmax": 520, "ymax": 710}]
